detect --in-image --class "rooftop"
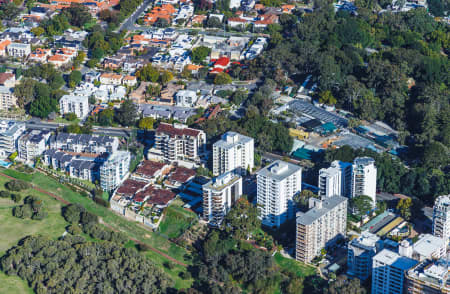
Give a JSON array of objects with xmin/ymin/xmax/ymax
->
[
  {"xmin": 116, "ymin": 179, "xmax": 147, "ymax": 195},
  {"xmin": 135, "ymin": 160, "xmax": 167, "ymax": 178},
  {"xmin": 156, "ymin": 122, "xmax": 201, "ymax": 138},
  {"xmin": 203, "ymin": 171, "xmax": 241, "ymax": 191},
  {"xmin": 373, "ymin": 249, "xmax": 418, "ymax": 270},
  {"xmin": 257, "ymin": 160, "xmax": 301, "ymax": 181},
  {"xmin": 168, "ymin": 166, "xmax": 196, "ymax": 183},
  {"xmin": 296, "ymin": 195, "xmax": 347, "ymax": 225},
  {"xmin": 412, "ymin": 234, "xmax": 446, "ymax": 259},
  {"xmin": 213, "ymin": 131, "xmax": 253, "ymax": 150}
]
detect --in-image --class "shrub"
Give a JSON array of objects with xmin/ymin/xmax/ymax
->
[
  {"xmin": 0, "ymin": 190, "xmax": 10, "ymax": 198},
  {"xmin": 138, "ymin": 243, "xmax": 152, "ymax": 252},
  {"xmin": 11, "ymin": 193, "xmax": 22, "ymax": 203},
  {"xmin": 163, "ymin": 261, "xmax": 174, "ymax": 270},
  {"xmin": 62, "ymin": 204, "xmax": 86, "ymax": 224},
  {"xmin": 94, "ymin": 196, "xmax": 110, "ymax": 208},
  {"xmin": 31, "ymin": 210, "xmax": 48, "ymax": 220},
  {"xmin": 13, "ymin": 205, "xmax": 33, "ymax": 219},
  {"xmin": 179, "ymin": 271, "xmax": 192, "ymax": 279},
  {"xmin": 67, "ymin": 224, "xmax": 82, "ymax": 235},
  {"xmin": 5, "ymin": 180, "xmax": 30, "ymax": 191}
]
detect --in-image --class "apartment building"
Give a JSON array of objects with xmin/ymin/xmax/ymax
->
[
  {"xmin": 49, "ymin": 133, "xmax": 118, "ymax": 154},
  {"xmin": 59, "ymin": 95, "xmax": 89, "ymax": 119},
  {"xmin": 0, "ymin": 86, "xmax": 16, "ymax": 110},
  {"xmin": 295, "ymin": 196, "xmax": 347, "ymax": 263},
  {"xmin": 213, "ymin": 131, "xmax": 254, "ymax": 176},
  {"xmin": 100, "ymin": 151, "xmax": 131, "ymax": 191},
  {"xmin": 347, "ymin": 231, "xmax": 383, "ymax": 281},
  {"xmin": 318, "ymin": 166, "xmax": 341, "ymax": 198},
  {"xmin": 152, "ymin": 123, "xmax": 206, "ymax": 163},
  {"xmin": 331, "ymin": 160, "xmax": 352, "ymax": 197},
  {"xmin": 405, "ymin": 259, "xmax": 450, "ymax": 294},
  {"xmin": 203, "ymin": 171, "xmax": 243, "ymax": 226},
  {"xmin": 352, "ymin": 157, "xmax": 377, "ymax": 206},
  {"xmin": 17, "ymin": 130, "xmax": 51, "ymax": 163},
  {"xmin": 0, "ymin": 120, "xmax": 25, "ymax": 158},
  {"xmin": 371, "ymin": 249, "xmax": 418, "ymax": 294},
  {"xmin": 69, "ymin": 159, "xmax": 99, "ymax": 182},
  {"xmin": 432, "ymin": 194, "xmax": 450, "ymax": 241},
  {"xmin": 7, "ymin": 43, "xmax": 31, "ymax": 58},
  {"xmin": 398, "ymin": 234, "xmax": 447, "ymax": 262},
  {"xmin": 257, "ymin": 160, "xmax": 302, "ymax": 227}
]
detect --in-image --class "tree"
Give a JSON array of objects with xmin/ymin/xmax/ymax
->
[
  {"xmin": 31, "ymin": 27, "xmax": 45, "ymax": 36},
  {"xmin": 223, "ymin": 198, "xmax": 260, "ymax": 239},
  {"xmin": 97, "ymin": 108, "xmax": 114, "ymax": 126},
  {"xmin": 422, "ymin": 142, "xmax": 449, "ymax": 169},
  {"xmin": 63, "ymin": 3, "xmax": 92, "ymax": 27},
  {"xmin": 115, "ymin": 100, "xmax": 138, "ymax": 127},
  {"xmin": 318, "ymin": 90, "xmax": 337, "ymax": 106},
  {"xmin": 350, "ymin": 195, "xmax": 373, "ymax": 219},
  {"xmin": 396, "ymin": 198, "xmax": 412, "ymax": 221},
  {"xmin": 154, "ymin": 17, "xmax": 169, "ymax": 28},
  {"xmin": 86, "ymin": 58, "xmax": 99, "ymax": 68},
  {"xmin": 0, "ymin": 2, "xmax": 20, "ymax": 21},
  {"xmin": 206, "ymin": 16, "xmax": 222, "ymax": 28},
  {"xmin": 137, "ymin": 64, "xmax": 160, "ymax": 82},
  {"xmin": 65, "ymin": 112, "xmax": 77, "ymax": 121},
  {"xmin": 68, "ymin": 70, "xmax": 82, "ymax": 88},
  {"xmin": 214, "ymin": 72, "xmax": 232, "ymax": 85},
  {"xmin": 160, "ymin": 71, "xmax": 173, "ymax": 85},
  {"xmin": 191, "ymin": 46, "xmax": 211, "ymax": 64},
  {"xmin": 138, "ymin": 117, "xmax": 155, "ymax": 130},
  {"xmin": 29, "ymin": 96, "xmax": 58, "ymax": 119}
]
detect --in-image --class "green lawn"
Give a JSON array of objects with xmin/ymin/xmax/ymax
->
[
  {"xmin": 274, "ymin": 253, "xmax": 316, "ymax": 278},
  {"xmin": 159, "ymin": 199, "xmax": 197, "ymax": 239},
  {"xmin": 0, "ymin": 176, "xmax": 69, "ymax": 294},
  {"xmin": 0, "ymin": 170, "xmax": 195, "ymax": 290}
]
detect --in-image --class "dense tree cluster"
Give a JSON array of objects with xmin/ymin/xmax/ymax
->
[
  {"xmin": 5, "ymin": 180, "xmax": 30, "ymax": 192},
  {"xmin": 13, "ymin": 196, "xmax": 48, "ymax": 220},
  {"xmin": 241, "ymin": 3, "xmax": 449, "ymax": 164},
  {"xmin": 82, "ymin": 25, "xmax": 124, "ymax": 60},
  {"xmin": 0, "ymin": 236, "xmax": 171, "ymax": 294}
]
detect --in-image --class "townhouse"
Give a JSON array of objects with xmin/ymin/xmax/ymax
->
[{"xmin": 49, "ymin": 133, "xmax": 119, "ymax": 154}]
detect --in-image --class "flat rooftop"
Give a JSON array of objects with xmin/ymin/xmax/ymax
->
[
  {"xmin": 257, "ymin": 160, "xmax": 301, "ymax": 181},
  {"xmin": 373, "ymin": 249, "xmax": 418, "ymax": 270},
  {"xmin": 296, "ymin": 195, "xmax": 347, "ymax": 225}
]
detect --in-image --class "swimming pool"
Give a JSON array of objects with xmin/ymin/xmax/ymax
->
[{"xmin": 0, "ymin": 160, "xmax": 12, "ymax": 168}]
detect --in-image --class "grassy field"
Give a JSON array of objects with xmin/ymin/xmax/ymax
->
[
  {"xmin": 159, "ymin": 199, "xmax": 197, "ymax": 239},
  {"xmin": 0, "ymin": 175, "xmax": 69, "ymax": 294},
  {"xmin": 274, "ymin": 253, "xmax": 316, "ymax": 278},
  {"xmin": 0, "ymin": 169, "xmax": 195, "ymax": 290}
]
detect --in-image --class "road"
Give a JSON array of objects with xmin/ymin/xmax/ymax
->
[
  {"xmin": 26, "ymin": 121, "xmax": 132, "ymax": 138},
  {"xmin": 118, "ymin": 0, "xmax": 153, "ymax": 32}
]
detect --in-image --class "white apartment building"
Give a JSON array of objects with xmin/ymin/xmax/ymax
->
[
  {"xmin": 318, "ymin": 166, "xmax": 341, "ymax": 198},
  {"xmin": 152, "ymin": 123, "xmax": 206, "ymax": 164},
  {"xmin": 7, "ymin": 43, "xmax": 31, "ymax": 58},
  {"xmin": 257, "ymin": 160, "xmax": 302, "ymax": 227},
  {"xmin": 175, "ymin": 90, "xmax": 198, "ymax": 107},
  {"xmin": 203, "ymin": 171, "xmax": 243, "ymax": 226},
  {"xmin": 0, "ymin": 120, "xmax": 25, "ymax": 158},
  {"xmin": 352, "ymin": 157, "xmax": 377, "ymax": 206},
  {"xmin": 432, "ymin": 194, "xmax": 450, "ymax": 242},
  {"xmin": 398, "ymin": 234, "xmax": 446, "ymax": 262},
  {"xmin": 295, "ymin": 196, "xmax": 347, "ymax": 263},
  {"xmin": 331, "ymin": 160, "xmax": 353, "ymax": 197},
  {"xmin": 0, "ymin": 86, "xmax": 16, "ymax": 111},
  {"xmin": 347, "ymin": 231, "xmax": 383, "ymax": 281},
  {"xmin": 100, "ymin": 151, "xmax": 131, "ymax": 191},
  {"xmin": 17, "ymin": 130, "xmax": 51, "ymax": 163},
  {"xmin": 59, "ymin": 95, "xmax": 89, "ymax": 119},
  {"xmin": 213, "ymin": 131, "xmax": 254, "ymax": 176},
  {"xmin": 372, "ymin": 249, "xmax": 418, "ymax": 294}
]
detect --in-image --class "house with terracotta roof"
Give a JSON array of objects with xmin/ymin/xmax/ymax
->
[
  {"xmin": 0, "ymin": 73, "xmax": 16, "ymax": 87},
  {"xmin": 227, "ymin": 17, "xmax": 250, "ymax": 28},
  {"xmin": 28, "ymin": 48, "xmax": 52, "ymax": 63},
  {"xmin": 0, "ymin": 39, "xmax": 11, "ymax": 56},
  {"xmin": 253, "ymin": 14, "xmax": 279, "ymax": 29},
  {"xmin": 282, "ymin": 4, "xmax": 295, "ymax": 13},
  {"xmin": 48, "ymin": 54, "xmax": 70, "ymax": 68},
  {"xmin": 131, "ymin": 160, "xmax": 171, "ymax": 183},
  {"xmin": 100, "ymin": 73, "xmax": 123, "ymax": 85},
  {"xmin": 191, "ymin": 14, "xmax": 207, "ymax": 25},
  {"xmin": 122, "ymin": 75, "xmax": 137, "ymax": 87},
  {"xmin": 165, "ymin": 166, "xmax": 196, "ymax": 189},
  {"xmin": 143, "ymin": 4, "xmax": 176, "ymax": 26}
]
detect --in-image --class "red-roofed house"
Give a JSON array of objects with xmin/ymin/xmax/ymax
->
[
  {"xmin": 165, "ymin": 166, "xmax": 196, "ymax": 189},
  {"xmin": 132, "ymin": 160, "xmax": 171, "ymax": 183},
  {"xmin": 227, "ymin": 17, "xmax": 250, "ymax": 28}
]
